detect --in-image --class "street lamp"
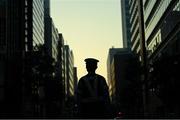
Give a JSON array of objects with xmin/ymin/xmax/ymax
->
[{"xmin": 137, "ymin": 0, "xmax": 148, "ymax": 117}]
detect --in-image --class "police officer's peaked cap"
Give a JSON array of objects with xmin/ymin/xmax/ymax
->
[{"xmin": 84, "ymin": 58, "xmax": 99, "ymax": 64}]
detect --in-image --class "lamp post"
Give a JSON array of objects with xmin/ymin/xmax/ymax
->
[{"xmin": 137, "ymin": 0, "xmax": 148, "ymax": 117}]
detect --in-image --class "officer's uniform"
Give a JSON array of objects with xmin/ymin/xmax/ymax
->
[{"xmin": 77, "ymin": 58, "xmax": 110, "ymax": 118}]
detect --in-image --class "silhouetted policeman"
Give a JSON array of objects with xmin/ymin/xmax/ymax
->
[{"xmin": 77, "ymin": 58, "xmax": 110, "ymax": 118}]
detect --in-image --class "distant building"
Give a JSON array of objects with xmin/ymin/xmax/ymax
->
[
  {"xmin": 73, "ymin": 67, "xmax": 78, "ymax": 96},
  {"xmin": 44, "ymin": 0, "xmax": 58, "ymax": 61},
  {"xmin": 107, "ymin": 47, "xmax": 141, "ymax": 116},
  {"xmin": 121, "ymin": 0, "xmax": 132, "ymax": 49},
  {"xmin": 64, "ymin": 45, "xmax": 75, "ymax": 98},
  {"xmin": 57, "ymin": 33, "xmax": 65, "ymax": 98},
  {"xmin": 107, "ymin": 47, "xmax": 130, "ymax": 98},
  {"xmin": 56, "ymin": 33, "xmax": 65, "ymax": 115},
  {"xmin": 44, "ymin": 17, "xmax": 58, "ymax": 61},
  {"xmin": 63, "ymin": 45, "xmax": 75, "ymax": 117}
]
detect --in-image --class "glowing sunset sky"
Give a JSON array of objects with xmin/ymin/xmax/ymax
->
[{"xmin": 51, "ymin": 0, "xmax": 123, "ymax": 80}]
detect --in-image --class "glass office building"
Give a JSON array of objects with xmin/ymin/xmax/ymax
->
[
  {"xmin": 129, "ymin": 0, "xmax": 141, "ymax": 55},
  {"xmin": 32, "ymin": 0, "xmax": 44, "ymax": 48},
  {"xmin": 121, "ymin": 0, "xmax": 132, "ymax": 49},
  {"xmin": 64, "ymin": 45, "xmax": 74, "ymax": 98},
  {"xmin": 0, "ymin": 0, "xmax": 45, "ymax": 116},
  {"xmin": 44, "ymin": 0, "xmax": 58, "ymax": 61},
  {"xmin": 143, "ymin": 0, "xmax": 180, "ymax": 116},
  {"xmin": 144, "ymin": 0, "xmax": 180, "ymax": 60},
  {"xmin": 25, "ymin": 0, "xmax": 44, "ymax": 51}
]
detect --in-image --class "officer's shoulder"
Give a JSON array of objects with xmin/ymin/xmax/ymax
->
[
  {"xmin": 96, "ymin": 74, "xmax": 105, "ymax": 80},
  {"xmin": 79, "ymin": 76, "xmax": 87, "ymax": 82}
]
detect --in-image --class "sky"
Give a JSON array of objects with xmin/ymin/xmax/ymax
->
[{"xmin": 51, "ymin": 0, "xmax": 123, "ymax": 80}]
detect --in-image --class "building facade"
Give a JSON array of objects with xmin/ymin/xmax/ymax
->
[
  {"xmin": 143, "ymin": 0, "xmax": 180, "ymax": 117},
  {"xmin": 144, "ymin": 0, "xmax": 180, "ymax": 60},
  {"xmin": 129, "ymin": 0, "xmax": 141, "ymax": 56},
  {"xmin": 26, "ymin": 0, "xmax": 44, "ymax": 51},
  {"xmin": 64, "ymin": 45, "xmax": 74, "ymax": 98},
  {"xmin": 56, "ymin": 33, "xmax": 66, "ymax": 116},
  {"xmin": 0, "ymin": 0, "xmax": 46, "ymax": 117},
  {"xmin": 107, "ymin": 47, "xmax": 141, "ymax": 117},
  {"xmin": 44, "ymin": 0, "xmax": 58, "ymax": 61},
  {"xmin": 73, "ymin": 67, "xmax": 78, "ymax": 96},
  {"xmin": 107, "ymin": 48, "xmax": 130, "ymax": 99},
  {"xmin": 63, "ymin": 45, "xmax": 75, "ymax": 117},
  {"xmin": 121, "ymin": 0, "xmax": 132, "ymax": 49}
]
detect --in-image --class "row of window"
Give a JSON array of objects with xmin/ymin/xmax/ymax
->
[
  {"xmin": 145, "ymin": 0, "xmax": 180, "ymax": 59},
  {"xmin": 131, "ymin": 34, "xmax": 140, "ymax": 53},
  {"xmin": 130, "ymin": 1, "xmax": 138, "ymax": 24},
  {"xmin": 173, "ymin": 0, "xmax": 180, "ymax": 11},
  {"xmin": 144, "ymin": 0, "xmax": 157, "ymax": 22},
  {"xmin": 145, "ymin": 0, "xmax": 162, "ymax": 28},
  {"xmin": 145, "ymin": 0, "xmax": 171, "ymax": 40}
]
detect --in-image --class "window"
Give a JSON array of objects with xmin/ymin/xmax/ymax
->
[{"xmin": 25, "ymin": 0, "xmax": 28, "ymax": 6}]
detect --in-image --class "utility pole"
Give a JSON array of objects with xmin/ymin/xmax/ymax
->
[{"xmin": 137, "ymin": 0, "xmax": 147, "ymax": 117}]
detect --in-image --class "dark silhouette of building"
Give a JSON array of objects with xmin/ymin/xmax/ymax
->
[
  {"xmin": 127, "ymin": 0, "xmax": 180, "ymax": 118},
  {"xmin": 143, "ymin": 0, "xmax": 180, "ymax": 117},
  {"xmin": 0, "ymin": 0, "xmax": 45, "ymax": 117},
  {"xmin": 63, "ymin": 45, "xmax": 75, "ymax": 117},
  {"xmin": 107, "ymin": 48, "xmax": 142, "ymax": 118},
  {"xmin": 0, "ymin": 0, "xmax": 77, "ymax": 118},
  {"xmin": 107, "ymin": 48, "xmax": 129, "ymax": 99},
  {"xmin": 128, "ymin": 0, "xmax": 141, "ymax": 57},
  {"xmin": 73, "ymin": 67, "xmax": 78, "ymax": 96},
  {"xmin": 56, "ymin": 33, "xmax": 66, "ymax": 117}
]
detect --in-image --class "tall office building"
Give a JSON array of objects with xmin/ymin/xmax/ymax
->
[
  {"xmin": 129, "ymin": 0, "xmax": 180, "ymax": 70},
  {"xmin": 26, "ymin": 0, "xmax": 44, "ymax": 51},
  {"xmin": 144, "ymin": 0, "xmax": 180, "ymax": 61},
  {"xmin": 44, "ymin": 0, "xmax": 58, "ymax": 61},
  {"xmin": 24, "ymin": 0, "xmax": 45, "ymax": 116},
  {"xmin": 73, "ymin": 67, "xmax": 78, "ymax": 96},
  {"xmin": 129, "ymin": 0, "xmax": 141, "ymax": 56},
  {"xmin": 44, "ymin": 17, "xmax": 58, "ymax": 60},
  {"xmin": 57, "ymin": 33, "xmax": 65, "ymax": 96},
  {"xmin": 64, "ymin": 45, "xmax": 75, "ymax": 98},
  {"xmin": 54, "ymin": 33, "xmax": 65, "ymax": 116},
  {"xmin": 44, "ymin": 0, "xmax": 50, "ymax": 17},
  {"xmin": 0, "ymin": 0, "xmax": 45, "ymax": 116},
  {"xmin": 107, "ymin": 47, "xmax": 141, "ymax": 115},
  {"xmin": 0, "ymin": 0, "xmax": 26, "ymax": 116},
  {"xmin": 121, "ymin": 0, "xmax": 132, "ymax": 49},
  {"xmin": 143, "ymin": 0, "xmax": 180, "ymax": 116},
  {"xmin": 107, "ymin": 47, "xmax": 129, "ymax": 98},
  {"xmin": 63, "ymin": 45, "xmax": 75, "ymax": 116}
]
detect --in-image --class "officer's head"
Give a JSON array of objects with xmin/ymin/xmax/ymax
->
[{"xmin": 84, "ymin": 58, "xmax": 99, "ymax": 73}]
